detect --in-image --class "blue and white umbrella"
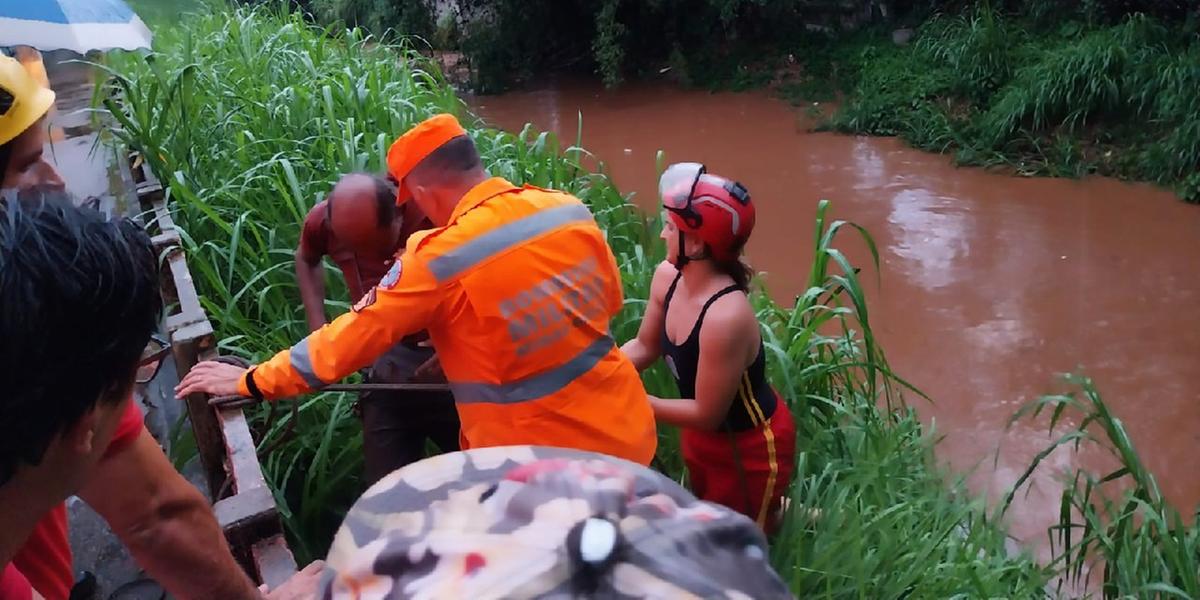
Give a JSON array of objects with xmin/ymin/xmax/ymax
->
[{"xmin": 0, "ymin": 0, "xmax": 152, "ymax": 54}]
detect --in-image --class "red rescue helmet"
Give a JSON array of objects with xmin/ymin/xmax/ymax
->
[{"xmin": 659, "ymin": 162, "xmax": 755, "ymax": 264}]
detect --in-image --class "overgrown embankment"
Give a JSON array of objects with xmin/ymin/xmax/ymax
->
[
  {"xmin": 96, "ymin": 2, "xmax": 1199, "ymax": 597},
  {"xmin": 782, "ymin": 5, "xmax": 1200, "ymax": 202}
]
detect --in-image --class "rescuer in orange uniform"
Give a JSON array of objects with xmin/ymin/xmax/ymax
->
[{"xmin": 177, "ymin": 113, "xmax": 658, "ymax": 466}]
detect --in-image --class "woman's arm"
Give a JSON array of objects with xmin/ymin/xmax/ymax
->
[
  {"xmin": 650, "ymin": 294, "xmax": 756, "ymax": 431},
  {"xmin": 619, "ymin": 261, "xmax": 675, "ymax": 372}
]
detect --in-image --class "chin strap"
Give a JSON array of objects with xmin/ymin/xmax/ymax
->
[
  {"xmin": 670, "ymin": 236, "xmax": 715, "ymax": 269},
  {"xmin": 671, "ymin": 235, "xmax": 690, "ymax": 268}
]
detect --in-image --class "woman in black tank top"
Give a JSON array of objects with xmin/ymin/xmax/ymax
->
[{"xmin": 620, "ymin": 163, "xmax": 796, "ymax": 531}]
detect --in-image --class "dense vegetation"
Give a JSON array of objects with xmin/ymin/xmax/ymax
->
[
  {"xmin": 787, "ymin": 5, "xmax": 1200, "ymax": 202},
  {"xmin": 253, "ymin": 0, "xmax": 852, "ymax": 91},
  {"xmin": 289, "ymin": 0, "xmax": 1200, "ymax": 201},
  {"xmin": 96, "ymin": 2, "xmax": 1199, "ymax": 597},
  {"xmin": 289, "ymin": 1, "xmax": 1195, "ymax": 89}
]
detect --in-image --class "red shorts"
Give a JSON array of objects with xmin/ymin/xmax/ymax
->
[{"xmin": 681, "ymin": 392, "xmax": 796, "ymax": 531}]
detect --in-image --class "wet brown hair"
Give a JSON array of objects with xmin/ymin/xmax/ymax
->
[{"xmin": 702, "ymin": 237, "xmax": 753, "ymax": 291}]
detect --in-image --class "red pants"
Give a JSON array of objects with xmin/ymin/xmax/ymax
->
[{"xmin": 681, "ymin": 394, "xmax": 796, "ymax": 531}]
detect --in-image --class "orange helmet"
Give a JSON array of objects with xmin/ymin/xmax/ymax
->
[{"xmin": 659, "ymin": 162, "xmax": 755, "ymax": 265}]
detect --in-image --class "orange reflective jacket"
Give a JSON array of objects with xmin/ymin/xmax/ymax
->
[{"xmin": 244, "ymin": 177, "xmax": 657, "ymax": 465}]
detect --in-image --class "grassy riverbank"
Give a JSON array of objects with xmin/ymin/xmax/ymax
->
[
  {"xmin": 775, "ymin": 6, "xmax": 1200, "ymax": 203},
  {"xmin": 96, "ymin": 3, "xmax": 1197, "ymax": 596}
]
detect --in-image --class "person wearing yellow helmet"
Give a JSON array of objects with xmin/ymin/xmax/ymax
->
[{"xmin": 0, "ymin": 52, "xmax": 65, "ymax": 194}]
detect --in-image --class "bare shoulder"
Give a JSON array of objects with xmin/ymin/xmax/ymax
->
[
  {"xmin": 698, "ymin": 289, "xmax": 759, "ymax": 348},
  {"xmin": 649, "ymin": 260, "xmax": 679, "ymax": 301}
]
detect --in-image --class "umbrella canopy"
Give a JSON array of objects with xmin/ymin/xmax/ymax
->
[{"xmin": 0, "ymin": 0, "xmax": 152, "ymax": 54}]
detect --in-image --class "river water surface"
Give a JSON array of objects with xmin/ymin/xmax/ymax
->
[{"xmin": 470, "ymin": 80, "xmax": 1200, "ymax": 558}]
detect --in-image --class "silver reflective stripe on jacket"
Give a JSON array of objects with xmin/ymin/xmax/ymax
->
[
  {"xmin": 449, "ymin": 334, "xmax": 614, "ymax": 404},
  {"xmin": 427, "ymin": 203, "xmax": 595, "ymax": 282}
]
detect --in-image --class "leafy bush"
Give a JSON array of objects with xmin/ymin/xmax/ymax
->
[
  {"xmin": 308, "ymin": 0, "xmax": 433, "ymax": 41},
  {"xmin": 917, "ymin": 3, "xmax": 1017, "ymax": 102}
]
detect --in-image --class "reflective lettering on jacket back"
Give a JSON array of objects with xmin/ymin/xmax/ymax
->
[{"xmin": 426, "ymin": 188, "xmax": 619, "ymax": 393}]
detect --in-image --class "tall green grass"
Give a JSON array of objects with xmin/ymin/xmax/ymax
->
[
  {"xmin": 1005, "ymin": 375, "xmax": 1200, "ymax": 598},
  {"xmin": 93, "ymin": 3, "xmax": 1199, "ymax": 596}
]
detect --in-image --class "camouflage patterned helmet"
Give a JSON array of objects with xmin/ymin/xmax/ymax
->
[{"xmin": 318, "ymin": 445, "xmax": 794, "ymax": 599}]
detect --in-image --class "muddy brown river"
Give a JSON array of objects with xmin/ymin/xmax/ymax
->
[{"xmin": 470, "ymin": 80, "xmax": 1200, "ymax": 558}]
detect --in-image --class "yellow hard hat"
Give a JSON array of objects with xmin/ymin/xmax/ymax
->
[{"xmin": 0, "ymin": 54, "xmax": 56, "ymax": 147}]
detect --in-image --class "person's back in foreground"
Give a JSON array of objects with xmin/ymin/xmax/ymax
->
[
  {"xmin": 318, "ymin": 445, "xmax": 795, "ymax": 599},
  {"xmin": 0, "ymin": 192, "xmax": 321, "ymax": 599},
  {"xmin": 177, "ymin": 113, "xmax": 657, "ymax": 465}
]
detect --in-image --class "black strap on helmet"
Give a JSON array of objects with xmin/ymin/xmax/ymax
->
[{"xmin": 724, "ymin": 180, "xmax": 751, "ymax": 205}]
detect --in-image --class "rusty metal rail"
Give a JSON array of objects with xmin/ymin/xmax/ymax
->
[{"xmin": 125, "ymin": 155, "xmax": 297, "ymax": 589}]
